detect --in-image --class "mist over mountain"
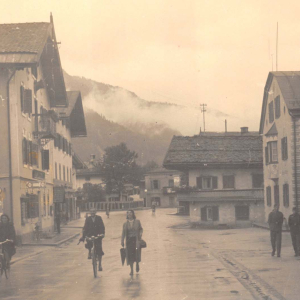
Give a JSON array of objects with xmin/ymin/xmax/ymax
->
[{"xmin": 63, "ymin": 71, "xmax": 234, "ymax": 164}]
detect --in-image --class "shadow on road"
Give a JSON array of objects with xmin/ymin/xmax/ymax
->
[{"xmin": 121, "ymin": 275, "xmax": 142, "ymax": 298}]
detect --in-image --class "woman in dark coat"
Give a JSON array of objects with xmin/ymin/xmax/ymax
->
[
  {"xmin": 0, "ymin": 214, "xmax": 16, "ymax": 260},
  {"xmin": 121, "ymin": 210, "xmax": 143, "ymax": 275}
]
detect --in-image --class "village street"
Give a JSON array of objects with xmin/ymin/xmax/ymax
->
[{"xmin": 0, "ymin": 209, "xmax": 300, "ymax": 300}]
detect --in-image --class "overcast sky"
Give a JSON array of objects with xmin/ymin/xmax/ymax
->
[{"xmin": 2, "ymin": 0, "xmax": 300, "ymax": 133}]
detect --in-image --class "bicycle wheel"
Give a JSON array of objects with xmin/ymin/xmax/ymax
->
[
  {"xmin": 0, "ymin": 256, "xmax": 3, "ymax": 278},
  {"xmin": 3, "ymin": 251, "xmax": 10, "ymax": 279},
  {"xmin": 92, "ymin": 248, "xmax": 97, "ymax": 278}
]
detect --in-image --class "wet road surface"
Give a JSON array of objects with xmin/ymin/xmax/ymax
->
[{"xmin": 0, "ymin": 209, "xmax": 291, "ymax": 300}]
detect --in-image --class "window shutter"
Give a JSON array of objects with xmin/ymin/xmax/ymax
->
[
  {"xmin": 32, "ymin": 144, "xmax": 39, "ymax": 167},
  {"xmin": 265, "ymin": 146, "xmax": 268, "ymax": 165},
  {"xmin": 27, "ymin": 140, "xmax": 32, "ymax": 166},
  {"xmin": 22, "ymin": 138, "xmax": 28, "ymax": 164},
  {"xmin": 157, "ymin": 180, "xmax": 161, "ymax": 189},
  {"xmin": 274, "ymin": 185, "xmax": 279, "ymax": 206},
  {"xmin": 196, "ymin": 177, "xmax": 202, "ymax": 189},
  {"xmin": 151, "ymin": 181, "xmax": 154, "ymax": 190},
  {"xmin": 212, "ymin": 177, "xmax": 218, "ymax": 189},
  {"xmin": 201, "ymin": 207, "xmax": 207, "ymax": 221},
  {"xmin": 212, "ymin": 207, "xmax": 219, "ymax": 221},
  {"xmin": 42, "ymin": 150, "xmax": 49, "ymax": 170},
  {"xmin": 24, "ymin": 89, "xmax": 32, "ymax": 114},
  {"xmin": 20, "ymin": 86, "xmax": 24, "ymax": 112},
  {"xmin": 275, "ymin": 96, "xmax": 280, "ymax": 119}
]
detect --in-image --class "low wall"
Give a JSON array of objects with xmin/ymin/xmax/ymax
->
[{"xmin": 81, "ymin": 201, "xmax": 145, "ymax": 211}]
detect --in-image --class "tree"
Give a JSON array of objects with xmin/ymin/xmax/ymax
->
[
  {"xmin": 82, "ymin": 183, "xmax": 106, "ymax": 202},
  {"xmin": 99, "ymin": 143, "xmax": 139, "ymax": 196}
]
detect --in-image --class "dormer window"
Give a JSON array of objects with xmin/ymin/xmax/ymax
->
[{"xmin": 269, "ymin": 101, "xmax": 274, "ymax": 123}]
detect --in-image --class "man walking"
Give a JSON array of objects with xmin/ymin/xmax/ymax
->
[
  {"xmin": 268, "ymin": 204, "xmax": 284, "ymax": 257},
  {"xmin": 288, "ymin": 207, "xmax": 300, "ymax": 257}
]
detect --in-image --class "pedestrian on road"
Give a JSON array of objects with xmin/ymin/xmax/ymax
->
[
  {"xmin": 106, "ymin": 207, "xmax": 110, "ymax": 218},
  {"xmin": 79, "ymin": 208, "xmax": 105, "ymax": 271},
  {"xmin": 0, "ymin": 214, "xmax": 16, "ymax": 260},
  {"xmin": 288, "ymin": 207, "xmax": 300, "ymax": 257},
  {"xmin": 268, "ymin": 204, "xmax": 284, "ymax": 257},
  {"xmin": 121, "ymin": 210, "xmax": 143, "ymax": 275},
  {"xmin": 55, "ymin": 212, "xmax": 61, "ymax": 234}
]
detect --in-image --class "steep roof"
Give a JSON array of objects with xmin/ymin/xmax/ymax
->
[
  {"xmin": 76, "ymin": 168, "xmax": 103, "ymax": 177},
  {"xmin": 0, "ymin": 18, "xmax": 67, "ymax": 107},
  {"xmin": 260, "ymin": 71, "xmax": 300, "ymax": 133},
  {"xmin": 163, "ymin": 135, "xmax": 263, "ymax": 168},
  {"xmin": 56, "ymin": 91, "xmax": 87, "ymax": 137}
]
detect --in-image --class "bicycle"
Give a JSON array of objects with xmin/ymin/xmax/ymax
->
[
  {"xmin": 85, "ymin": 235, "xmax": 104, "ymax": 278},
  {"xmin": 0, "ymin": 240, "xmax": 13, "ymax": 279}
]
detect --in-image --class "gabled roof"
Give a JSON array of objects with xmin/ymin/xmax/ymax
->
[
  {"xmin": 56, "ymin": 91, "xmax": 87, "ymax": 137},
  {"xmin": 265, "ymin": 123, "xmax": 278, "ymax": 136},
  {"xmin": 163, "ymin": 135, "xmax": 263, "ymax": 169},
  {"xmin": 76, "ymin": 168, "xmax": 103, "ymax": 177},
  {"xmin": 260, "ymin": 71, "xmax": 300, "ymax": 133},
  {"xmin": 0, "ymin": 17, "xmax": 67, "ymax": 107}
]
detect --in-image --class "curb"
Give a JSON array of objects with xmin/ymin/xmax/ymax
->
[
  {"xmin": 11, "ymin": 248, "xmax": 49, "ymax": 265},
  {"xmin": 22, "ymin": 233, "xmax": 81, "ymax": 247}
]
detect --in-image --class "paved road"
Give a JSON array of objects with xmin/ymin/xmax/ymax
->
[{"xmin": 0, "ymin": 209, "xmax": 298, "ymax": 300}]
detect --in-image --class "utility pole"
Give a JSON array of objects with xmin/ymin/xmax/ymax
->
[
  {"xmin": 200, "ymin": 104, "xmax": 207, "ymax": 132},
  {"xmin": 276, "ymin": 22, "xmax": 278, "ymax": 71}
]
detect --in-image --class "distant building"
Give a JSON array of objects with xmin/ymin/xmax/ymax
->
[
  {"xmin": 144, "ymin": 168, "xmax": 182, "ymax": 208},
  {"xmin": 259, "ymin": 71, "xmax": 300, "ymax": 220},
  {"xmin": 163, "ymin": 129, "xmax": 265, "ymax": 226},
  {"xmin": 0, "ymin": 16, "xmax": 86, "ymax": 242}
]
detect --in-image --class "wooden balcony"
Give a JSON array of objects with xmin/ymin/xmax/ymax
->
[
  {"xmin": 177, "ymin": 188, "xmax": 264, "ymax": 202},
  {"xmin": 33, "ymin": 112, "xmax": 57, "ymax": 140}
]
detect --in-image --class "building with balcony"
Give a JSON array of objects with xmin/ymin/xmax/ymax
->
[
  {"xmin": 163, "ymin": 130, "xmax": 264, "ymax": 226},
  {"xmin": 259, "ymin": 71, "xmax": 300, "ymax": 220},
  {"xmin": 144, "ymin": 168, "xmax": 182, "ymax": 208},
  {"xmin": 0, "ymin": 16, "xmax": 86, "ymax": 242}
]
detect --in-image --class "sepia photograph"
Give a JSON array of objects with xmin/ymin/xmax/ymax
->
[{"xmin": 0, "ymin": 0, "xmax": 300, "ymax": 299}]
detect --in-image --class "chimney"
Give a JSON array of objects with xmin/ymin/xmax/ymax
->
[{"xmin": 240, "ymin": 127, "xmax": 249, "ymax": 134}]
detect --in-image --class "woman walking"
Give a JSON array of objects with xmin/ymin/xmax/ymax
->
[
  {"xmin": 0, "ymin": 214, "xmax": 16, "ymax": 260},
  {"xmin": 121, "ymin": 210, "xmax": 143, "ymax": 275}
]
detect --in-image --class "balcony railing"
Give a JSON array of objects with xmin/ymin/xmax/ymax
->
[
  {"xmin": 177, "ymin": 188, "xmax": 264, "ymax": 201},
  {"xmin": 162, "ymin": 187, "xmax": 176, "ymax": 195}
]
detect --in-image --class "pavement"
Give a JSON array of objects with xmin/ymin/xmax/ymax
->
[
  {"xmin": 11, "ymin": 217, "xmax": 85, "ymax": 264},
  {"xmin": 2, "ymin": 209, "xmax": 300, "ymax": 300}
]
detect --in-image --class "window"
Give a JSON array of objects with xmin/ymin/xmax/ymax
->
[
  {"xmin": 275, "ymin": 96, "xmax": 280, "ymax": 119},
  {"xmin": 266, "ymin": 141, "xmax": 278, "ymax": 164},
  {"xmin": 22, "ymin": 138, "xmax": 28, "ymax": 165},
  {"xmin": 201, "ymin": 206, "xmax": 219, "ymax": 221},
  {"xmin": 85, "ymin": 176, "xmax": 91, "ymax": 181},
  {"xmin": 63, "ymin": 166, "xmax": 66, "ymax": 181},
  {"xmin": 274, "ymin": 185, "xmax": 279, "ymax": 206},
  {"xmin": 70, "ymin": 168, "xmax": 72, "ymax": 183},
  {"xmin": 196, "ymin": 176, "xmax": 218, "ymax": 189},
  {"xmin": 23, "ymin": 89, "xmax": 32, "ymax": 115},
  {"xmin": 235, "ymin": 206, "xmax": 249, "ymax": 220},
  {"xmin": 223, "ymin": 175, "xmax": 235, "ymax": 189},
  {"xmin": 22, "ymin": 138, "xmax": 38, "ymax": 167},
  {"xmin": 152, "ymin": 180, "xmax": 160, "ymax": 190},
  {"xmin": 169, "ymin": 179, "xmax": 174, "ymax": 187},
  {"xmin": 252, "ymin": 174, "xmax": 264, "ymax": 188},
  {"xmin": 67, "ymin": 167, "xmax": 69, "ymax": 182},
  {"xmin": 59, "ymin": 164, "xmax": 61, "ymax": 180},
  {"xmin": 283, "ymin": 183, "xmax": 289, "ymax": 207},
  {"xmin": 151, "ymin": 197, "xmax": 161, "ymax": 206},
  {"xmin": 281, "ymin": 137, "xmax": 288, "ymax": 160},
  {"xmin": 266, "ymin": 186, "xmax": 272, "ymax": 206},
  {"xmin": 20, "ymin": 86, "xmax": 24, "ymax": 112},
  {"xmin": 55, "ymin": 163, "xmax": 58, "ymax": 179},
  {"xmin": 22, "ymin": 194, "xmax": 39, "ymax": 219},
  {"xmin": 41, "ymin": 149, "xmax": 49, "ymax": 170},
  {"xmin": 269, "ymin": 101, "xmax": 274, "ymax": 123}
]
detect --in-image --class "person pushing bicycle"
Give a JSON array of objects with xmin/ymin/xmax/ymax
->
[
  {"xmin": 0, "ymin": 214, "xmax": 16, "ymax": 261},
  {"xmin": 79, "ymin": 208, "xmax": 105, "ymax": 271}
]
